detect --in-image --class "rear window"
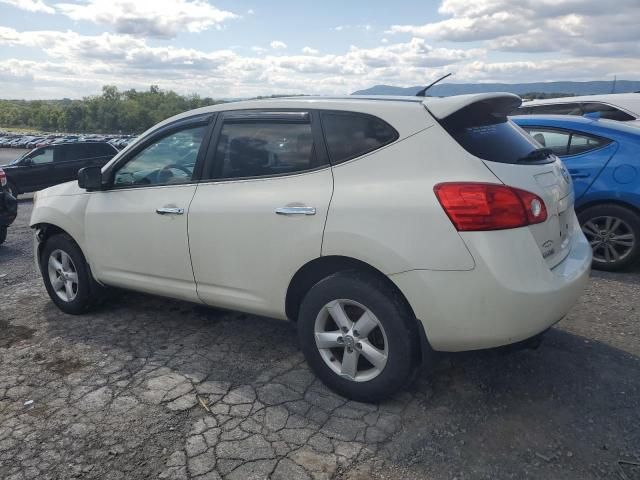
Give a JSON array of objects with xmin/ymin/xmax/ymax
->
[
  {"xmin": 440, "ymin": 103, "xmax": 551, "ymax": 164},
  {"xmin": 320, "ymin": 112, "xmax": 398, "ymax": 164},
  {"xmin": 514, "ymin": 103, "xmax": 582, "ymax": 116},
  {"xmin": 582, "ymin": 102, "xmax": 635, "ymax": 121}
]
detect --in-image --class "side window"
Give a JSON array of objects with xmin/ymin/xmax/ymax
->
[
  {"xmin": 214, "ymin": 120, "xmax": 319, "ymax": 179},
  {"xmin": 113, "ymin": 125, "xmax": 206, "ymax": 187},
  {"xmin": 30, "ymin": 148, "xmax": 54, "ymax": 165},
  {"xmin": 525, "ymin": 103, "xmax": 583, "ymax": 115},
  {"xmin": 93, "ymin": 143, "xmax": 117, "ymax": 156},
  {"xmin": 567, "ymin": 133, "xmax": 608, "ymax": 155},
  {"xmin": 57, "ymin": 144, "xmax": 84, "ymax": 162},
  {"xmin": 581, "ymin": 102, "xmax": 635, "ymax": 121},
  {"xmin": 524, "ymin": 128, "xmax": 571, "ymax": 155},
  {"xmin": 321, "ymin": 112, "xmax": 398, "ymax": 164}
]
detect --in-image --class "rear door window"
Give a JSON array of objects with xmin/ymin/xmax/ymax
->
[
  {"xmin": 522, "ymin": 129, "xmax": 571, "ymax": 155},
  {"xmin": 522, "ymin": 127, "xmax": 610, "ymax": 156},
  {"xmin": 212, "ymin": 113, "xmax": 323, "ymax": 179},
  {"xmin": 320, "ymin": 112, "xmax": 398, "ymax": 164}
]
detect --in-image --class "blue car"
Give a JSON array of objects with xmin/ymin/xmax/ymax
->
[{"xmin": 513, "ymin": 115, "xmax": 640, "ymax": 271}]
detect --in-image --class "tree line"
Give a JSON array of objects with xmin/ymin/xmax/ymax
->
[{"xmin": 0, "ymin": 85, "xmax": 223, "ymax": 134}]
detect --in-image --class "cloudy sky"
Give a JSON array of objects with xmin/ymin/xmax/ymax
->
[{"xmin": 1, "ymin": 0, "xmax": 639, "ymax": 99}]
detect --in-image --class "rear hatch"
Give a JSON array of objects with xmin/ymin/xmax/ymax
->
[{"xmin": 425, "ymin": 93, "xmax": 575, "ymax": 268}]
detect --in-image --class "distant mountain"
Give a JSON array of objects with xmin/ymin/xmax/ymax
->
[{"xmin": 352, "ymin": 81, "xmax": 640, "ymax": 97}]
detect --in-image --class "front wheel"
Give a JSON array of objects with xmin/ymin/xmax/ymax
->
[
  {"xmin": 298, "ymin": 271, "xmax": 418, "ymax": 402},
  {"xmin": 579, "ymin": 204, "xmax": 640, "ymax": 271},
  {"xmin": 41, "ymin": 234, "xmax": 103, "ymax": 314}
]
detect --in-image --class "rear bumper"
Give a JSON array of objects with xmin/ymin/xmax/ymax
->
[
  {"xmin": 0, "ymin": 191, "xmax": 17, "ymax": 227},
  {"xmin": 390, "ymin": 214, "xmax": 591, "ymax": 352}
]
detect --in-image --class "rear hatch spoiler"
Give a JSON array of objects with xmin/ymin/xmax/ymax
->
[{"xmin": 423, "ymin": 92, "xmax": 522, "ymax": 120}]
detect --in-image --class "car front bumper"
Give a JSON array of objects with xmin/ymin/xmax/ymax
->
[{"xmin": 390, "ymin": 216, "xmax": 592, "ymax": 352}]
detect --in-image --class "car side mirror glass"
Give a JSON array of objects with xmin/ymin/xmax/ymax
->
[{"xmin": 78, "ymin": 166, "xmax": 103, "ymax": 191}]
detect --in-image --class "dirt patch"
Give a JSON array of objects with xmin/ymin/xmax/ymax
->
[
  {"xmin": 0, "ymin": 319, "xmax": 35, "ymax": 348},
  {"xmin": 45, "ymin": 357, "xmax": 85, "ymax": 376}
]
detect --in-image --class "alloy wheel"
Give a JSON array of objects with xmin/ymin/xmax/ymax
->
[
  {"xmin": 582, "ymin": 215, "xmax": 636, "ymax": 264},
  {"xmin": 47, "ymin": 249, "xmax": 79, "ymax": 302},
  {"xmin": 314, "ymin": 299, "xmax": 388, "ymax": 382}
]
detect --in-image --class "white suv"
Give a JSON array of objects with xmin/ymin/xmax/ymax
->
[{"xmin": 30, "ymin": 93, "xmax": 591, "ymax": 401}]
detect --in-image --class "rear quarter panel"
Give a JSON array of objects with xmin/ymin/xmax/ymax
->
[{"xmin": 322, "ymin": 111, "xmax": 501, "ymax": 273}]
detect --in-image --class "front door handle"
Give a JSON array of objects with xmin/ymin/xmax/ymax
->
[
  {"xmin": 275, "ymin": 206, "xmax": 316, "ymax": 216},
  {"xmin": 156, "ymin": 207, "xmax": 184, "ymax": 215}
]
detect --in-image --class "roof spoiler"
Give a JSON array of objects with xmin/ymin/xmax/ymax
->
[{"xmin": 423, "ymin": 92, "xmax": 522, "ymax": 120}]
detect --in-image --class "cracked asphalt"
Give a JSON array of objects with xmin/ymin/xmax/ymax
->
[{"xmin": 1, "ymin": 198, "xmax": 639, "ymax": 480}]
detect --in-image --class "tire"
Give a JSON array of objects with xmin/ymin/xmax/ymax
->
[
  {"xmin": 298, "ymin": 271, "xmax": 418, "ymax": 402},
  {"xmin": 0, "ymin": 226, "xmax": 6, "ymax": 245},
  {"xmin": 40, "ymin": 233, "xmax": 104, "ymax": 314},
  {"xmin": 578, "ymin": 203, "xmax": 640, "ymax": 271}
]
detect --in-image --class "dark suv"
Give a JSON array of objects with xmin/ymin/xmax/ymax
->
[{"xmin": 1, "ymin": 142, "xmax": 118, "ymax": 198}]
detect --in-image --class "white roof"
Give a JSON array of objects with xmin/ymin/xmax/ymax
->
[{"xmin": 523, "ymin": 93, "xmax": 640, "ymax": 116}]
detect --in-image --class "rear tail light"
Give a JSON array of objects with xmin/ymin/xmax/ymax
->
[
  {"xmin": 434, "ymin": 182, "xmax": 547, "ymax": 231},
  {"xmin": 0, "ymin": 169, "xmax": 6, "ymax": 187}
]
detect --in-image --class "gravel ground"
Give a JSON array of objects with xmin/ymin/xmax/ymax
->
[{"xmin": 0, "ymin": 198, "xmax": 639, "ymax": 480}]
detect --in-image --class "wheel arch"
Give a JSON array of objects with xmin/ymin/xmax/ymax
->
[
  {"xmin": 576, "ymin": 198, "xmax": 640, "ymax": 217},
  {"xmin": 285, "ymin": 255, "xmax": 433, "ymax": 368},
  {"xmin": 33, "ymin": 223, "xmax": 75, "ymax": 263}
]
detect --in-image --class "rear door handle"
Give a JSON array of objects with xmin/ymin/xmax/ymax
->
[
  {"xmin": 156, "ymin": 207, "xmax": 184, "ymax": 215},
  {"xmin": 275, "ymin": 206, "xmax": 316, "ymax": 216}
]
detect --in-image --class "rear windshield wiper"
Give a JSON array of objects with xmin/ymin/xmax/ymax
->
[{"xmin": 516, "ymin": 147, "xmax": 554, "ymax": 163}]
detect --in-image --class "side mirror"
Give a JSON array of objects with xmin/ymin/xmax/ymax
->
[
  {"xmin": 21, "ymin": 157, "xmax": 32, "ymax": 166},
  {"xmin": 78, "ymin": 166, "xmax": 103, "ymax": 191}
]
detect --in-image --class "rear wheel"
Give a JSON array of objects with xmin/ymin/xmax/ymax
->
[
  {"xmin": 41, "ymin": 234, "xmax": 103, "ymax": 314},
  {"xmin": 298, "ymin": 271, "xmax": 418, "ymax": 402},
  {"xmin": 579, "ymin": 204, "xmax": 640, "ymax": 271},
  {"xmin": 0, "ymin": 226, "xmax": 6, "ymax": 245}
]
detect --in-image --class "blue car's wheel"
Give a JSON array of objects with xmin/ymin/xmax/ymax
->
[{"xmin": 579, "ymin": 204, "xmax": 640, "ymax": 271}]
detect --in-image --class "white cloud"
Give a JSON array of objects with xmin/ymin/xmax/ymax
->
[
  {"xmin": 2, "ymin": 10, "xmax": 640, "ymax": 101},
  {"xmin": 334, "ymin": 24, "xmax": 374, "ymax": 32},
  {"xmin": 247, "ymin": 8, "xmax": 254, "ymax": 14},
  {"xmin": 54, "ymin": 0, "xmax": 239, "ymax": 39},
  {"xmin": 270, "ymin": 40, "xmax": 287, "ymax": 50},
  {"xmin": 0, "ymin": 0, "xmax": 54, "ymax": 13},
  {"xmin": 388, "ymin": 0, "xmax": 640, "ymax": 58}
]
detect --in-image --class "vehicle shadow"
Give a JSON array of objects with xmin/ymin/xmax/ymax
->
[{"xmin": 34, "ymin": 289, "xmax": 640, "ymax": 480}]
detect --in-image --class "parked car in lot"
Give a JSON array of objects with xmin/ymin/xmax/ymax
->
[
  {"xmin": 513, "ymin": 115, "xmax": 640, "ymax": 271},
  {"xmin": 513, "ymin": 93, "xmax": 640, "ymax": 125},
  {"xmin": 1, "ymin": 141, "xmax": 118, "ymax": 198},
  {"xmin": 30, "ymin": 93, "xmax": 591, "ymax": 401},
  {"xmin": 0, "ymin": 168, "xmax": 17, "ymax": 245}
]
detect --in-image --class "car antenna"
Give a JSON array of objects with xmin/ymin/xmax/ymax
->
[{"xmin": 415, "ymin": 72, "xmax": 453, "ymax": 97}]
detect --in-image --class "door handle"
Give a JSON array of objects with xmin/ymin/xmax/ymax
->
[
  {"xmin": 156, "ymin": 207, "xmax": 184, "ymax": 215},
  {"xmin": 275, "ymin": 206, "xmax": 316, "ymax": 216}
]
